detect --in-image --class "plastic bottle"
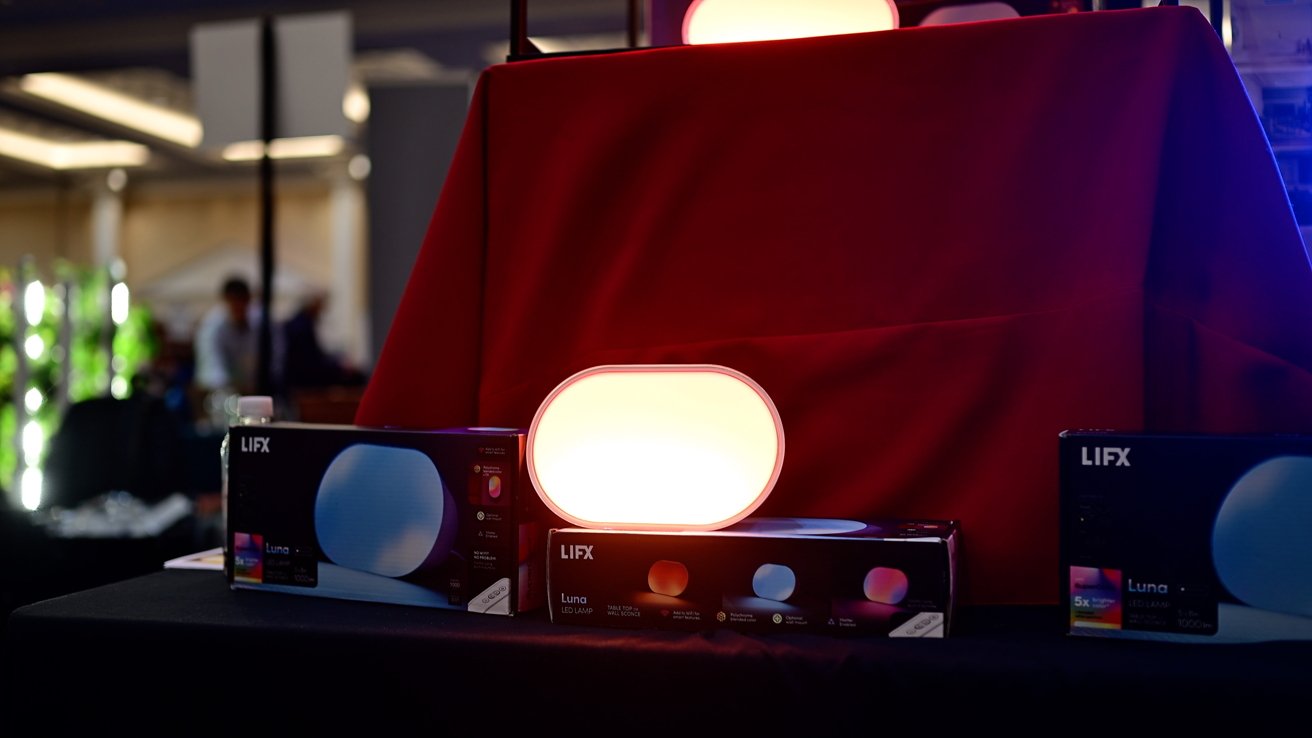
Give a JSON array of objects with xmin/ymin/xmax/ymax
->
[{"xmin": 221, "ymin": 395, "xmax": 274, "ymax": 576}]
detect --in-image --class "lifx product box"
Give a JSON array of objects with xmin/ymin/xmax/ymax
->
[
  {"xmin": 226, "ymin": 424, "xmax": 543, "ymax": 615},
  {"xmin": 548, "ymin": 518, "xmax": 957, "ymax": 637},
  {"xmin": 1061, "ymin": 431, "xmax": 1312, "ymax": 643}
]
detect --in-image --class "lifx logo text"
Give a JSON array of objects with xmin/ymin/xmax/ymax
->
[
  {"xmin": 1081, "ymin": 446, "xmax": 1129, "ymax": 467},
  {"xmin": 560, "ymin": 544, "xmax": 593, "ymax": 560}
]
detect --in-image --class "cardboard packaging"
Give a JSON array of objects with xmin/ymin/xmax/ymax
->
[
  {"xmin": 1061, "ymin": 431, "xmax": 1312, "ymax": 642},
  {"xmin": 548, "ymin": 518, "xmax": 957, "ymax": 636},
  {"xmin": 226, "ymin": 424, "xmax": 543, "ymax": 615}
]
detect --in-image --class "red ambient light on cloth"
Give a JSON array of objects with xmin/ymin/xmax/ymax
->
[
  {"xmin": 683, "ymin": 0, "xmax": 899, "ymax": 45},
  {"xmin": 527, "ymin": 365, "xmax": 785, "ymax": 531}
]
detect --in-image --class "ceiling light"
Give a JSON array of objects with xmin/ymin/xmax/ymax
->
[
  {"xmin": 343, "ymin": 83, "xmax": 370, "ymax": 124},
  {"xmin": 19, "ymin": 72, "xmax": 202, "ymax": 148},
  {"xmin": 0, "ymin": 127, "xmax": 149, "ymax": 170},
  {"xmin": 222, "ymin": 135, "xmax": 345, "ymax": 161},
  {"xmin": 106, "ymin": 168, "xmax": 128, "ymax": 192},
  {"xmin": 527, "ymin": 33, "xmax": 630, "ymax": 54},
  {"xmin": 347, "ymin": 154, "xmax": 371, "ymax": 181}
]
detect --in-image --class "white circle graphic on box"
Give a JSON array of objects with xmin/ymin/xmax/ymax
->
[
  {"xmin": 752, "ymin": 563, "xmax": 797, "ymax": 602},
  {"xmin": 315, "ymin": 444, "xmax": 457, "ymax": 578},
  {"xmin": 1213, "ymin": 455, "xmax": 1312, "ymax": 618}
]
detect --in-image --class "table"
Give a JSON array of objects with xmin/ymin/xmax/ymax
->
[{"xmin": 3, "ymin": 570, "xmax": 1307, "ymax": 731}]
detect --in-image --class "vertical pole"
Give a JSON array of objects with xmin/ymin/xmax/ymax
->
[
  {"xmin": 628, "ymin": 0, "xmax": 641, "ymax": 48},
  {"xmin": 258, "ymin": 16, "xmax": 277, "ymax": 397},
  {"xmin": 510, "ymin": 0, "xmax": 529, "ymax": 58}
]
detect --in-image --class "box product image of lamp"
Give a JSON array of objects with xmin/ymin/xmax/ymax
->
[
  {"xmin": 526, "ymin": 364, "xmax": 957, "ymax": 635},
  {"xmin": 226, "ymin": 424, "xmax": 544, "ymax": 615},
  {"xmin": 549, "ymin": 518, "xmax": 958, "ymax": 636},
  {"xmin": 1061, "ymin": 431, "xmax": 1312, "ymax": 642}
]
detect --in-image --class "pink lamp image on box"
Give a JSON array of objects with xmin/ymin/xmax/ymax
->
[{"xmin": 863, "ymin": 566, "xmax": 909, "ymax": 605}]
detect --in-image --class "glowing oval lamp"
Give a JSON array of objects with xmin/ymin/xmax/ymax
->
[
  {"xmin": 683, "ymin": 0, "xmax": 898, "ymax": 45},
  {"xmin": 528, "ymin": 365, "xmax": 785, "ymax": 531}
]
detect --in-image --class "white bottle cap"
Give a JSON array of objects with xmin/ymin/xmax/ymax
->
[{"xmin": 237, "ymin": 395, "xmax": 274, "ymax": 419}]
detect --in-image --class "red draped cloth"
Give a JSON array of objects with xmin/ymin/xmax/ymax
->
[{"xmin": 358, "ymin": 8, "xmax": 1312, "ymax": 604}]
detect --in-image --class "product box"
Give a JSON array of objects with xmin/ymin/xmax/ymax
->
[
  {"xmin": 226, "ymin": 424, "xmax": 544, "ymax": 615},
  {"xmin": 1061, "ymin": 431, "xmax": 1312, "ymax": 642},
  {"xmin": 548, "ymin": 518, "xmax": 957, "ymax": 636}
]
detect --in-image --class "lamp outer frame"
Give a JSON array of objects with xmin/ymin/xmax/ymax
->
[{"xmin": 526, "ymin": 364, "xmax": 786, "ymax": 531}]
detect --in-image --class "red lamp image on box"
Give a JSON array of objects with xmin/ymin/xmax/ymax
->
[{"xmin": 527, "ymin": 364, "xmax": 785, "ymax": 531}]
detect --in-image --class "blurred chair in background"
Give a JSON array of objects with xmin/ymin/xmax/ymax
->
[{"xmin": 42, "ymin": 395, "xmax": 185, "ymax": 509}]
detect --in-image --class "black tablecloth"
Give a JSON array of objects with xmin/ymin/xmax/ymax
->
[{"xmin": 3, "ymin": 570, "xmax": 1307, "ymax": 731}]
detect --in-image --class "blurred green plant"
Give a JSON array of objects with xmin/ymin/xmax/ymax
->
[
  {"xmin": 113, "ymin": 304, "xmax": 158, "ymax": 395},
  {"xmin": 0, "ymin": 261, "xmax": 157, "ymax": 506},
  {"xmin": 0, "ymin": 268, "xmax": 14, "ymax": 488},
  {"xmin": 64, "ymin": 263, "xmax": 110, "ymax": 402}
]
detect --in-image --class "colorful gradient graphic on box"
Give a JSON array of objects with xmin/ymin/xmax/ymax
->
[
  {"xmin": 547, "ymin": 518, "xmax": 957, "ymax": 636},
  {"xmin": 226, "ymin": 424, "xmax": 544, "ymax": 615},
  {"xmin": 1060, "ymin": 432, "xmax": 1312, "ymax": 642}
]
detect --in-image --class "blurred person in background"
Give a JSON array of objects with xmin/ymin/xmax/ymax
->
[
  {"xmin": 280, "ymin": 293, "xmax": 364, "ymax": 392},
  {"xmin": 194, "ymin": 275, "xmax": 258, "ymax": 395}
]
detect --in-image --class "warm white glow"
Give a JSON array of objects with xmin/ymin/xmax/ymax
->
[
  {"xmin": 22, "ymin": 422, "xmax": 44, "ymax": 466},
  {"xmin": 528, "ymin": 365, "xmax": 785, "ymax": 530},
  {"xmin": 23, "ymin": 281, "xmax": 44, "ymax": 326},
  {"xmin": 20, "ymin": 72, "xmax": 203, "ymax": 147},
  {"xmin": 21, "ymin": 467, "xmax": 42, "ymax": 511},
  {"xmin": 222, "ymin": 135, "xmax": 345, "ymax": 161},
  {"xmin": 348, "ymin": 153, "xmax": 371, "ymax": 181},
  {"xmin": 24, "ymin": 334, "xmax": 44, "ymax": 360},
  {"xmin": 111, "ymin": 282, "xmax": 130, "ymax": 325},
  {"xmin": 52, "ymin": 140, "xmax": 149, "ymax": 169},
  {"xmin": 106, "ymin": 167, "xmax": 128, "ymax": 193},
  {"xmin": 344, "ymin": 83, "xmax": 371, "ymax": 123},
  {"xmin": 528, "ymin": 33, "xmax": 630, "ymax": 54},
  {"xmin": 111, "ymin": 376, "xmax": 129, "ymax": 399},
  {"xmin": 24, "ymin": 388, "xmax": 43, "ymax": 413},
  {"xmin": 0, "ymin": 127, "xmax": 148, "ymax": 170},
  {"xmin": 683, "ymin": 0, "xmax": 898, "ymax": 44}
]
